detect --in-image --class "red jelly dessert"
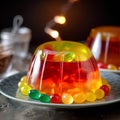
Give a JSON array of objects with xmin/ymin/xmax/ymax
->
[
  {"xmin": 27, "ymin": 41, "xmax": 102, "ymax": 98},
  {"xmin": 87, "ymin": 26, "xmax": 120, "ymax": 70}
]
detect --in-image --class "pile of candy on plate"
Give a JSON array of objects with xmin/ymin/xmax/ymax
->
[
  {"xmin": 17, "ymin": 41, "xmax": 111, "ymax": 104},
  {"xmin": 97, "ymin": 62, "xmax": 120, "ymax": 71},
  {"xmin": 18, "ymin": 76, "xmax": 111, "ymax": 104}
]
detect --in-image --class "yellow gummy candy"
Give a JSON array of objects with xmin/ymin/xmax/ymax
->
[
  {"xmin": 86, "ymin": 92, "xmax": 96, "ymax": 102},
  {"xmin": 20, "ymin": 75, "xmax": 27, "ymax": 83},
  {"xmin": 62, "ymin": 93, "xmax": 73, "ymax": 104},
  {"xmin": 18, "ymin": 81, "xmax": 27, "ymax": 90},
  {"xmin": 20, "ymin": 85, "xmax": 32, "ymax": 96},
  {"xmin": 95, "ymin": 89, "xmax": 105, "ymax": 99},
  {"xmin": 73, "ymin": 93, "xmax": 86, "ymax": 103}
]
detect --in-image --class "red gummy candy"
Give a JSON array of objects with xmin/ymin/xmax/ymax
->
[
  {"xmin": 50, "ymin": 94, "xmax": 61, "ymax": 103},
  {"xmin": 97, "ymin": 62, "xmax": 107, "ymax": 69},
  {"xmin": 100, "ymin": 85, "xmax": 110, "ymax": 96}
]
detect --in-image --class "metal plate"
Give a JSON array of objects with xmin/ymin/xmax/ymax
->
[{"xmin": 0, "ymin": 72, "xmax": 120, "ymax": 109}]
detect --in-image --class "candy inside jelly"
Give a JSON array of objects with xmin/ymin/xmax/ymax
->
[{"xmin": 27, "ymin": 41, "xmax": 102, "ymax": 97}]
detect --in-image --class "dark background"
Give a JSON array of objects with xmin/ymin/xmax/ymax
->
[{"xmin": 0, "ymin": 0, "xmax": 120, "ymax": 53}]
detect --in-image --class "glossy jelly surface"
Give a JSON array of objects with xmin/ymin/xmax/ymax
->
[
  {"xmin": 87, "ymin": 26, "xmax": 120, "ymax": 69},
  {"xmin": 27, "ymin": 41, "xmax": 102, "ymax": 96}
]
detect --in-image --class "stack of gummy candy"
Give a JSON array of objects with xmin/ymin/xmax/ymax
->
[{"xmin": 18, "ymin": 41, "xmax": 111, "ymax": 104}]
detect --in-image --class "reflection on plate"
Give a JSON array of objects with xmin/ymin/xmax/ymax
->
[
  {"xmin": 0, "ymin": 72, "xmax": 120, "ymax": 109},
  {"xmin": 99, "ymin": 68, "xmax": 120, "ymax": 74}
]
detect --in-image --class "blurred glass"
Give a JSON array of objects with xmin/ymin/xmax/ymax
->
[
  {"xmin": 87, "ymin": 26, "xmax": 120, "ymax": 70},
  {"xmin": 0, "ymin": 27, "xmax": 31, "ymax": 58}
]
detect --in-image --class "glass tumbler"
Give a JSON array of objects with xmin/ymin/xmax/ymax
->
[{"xmin": 0, "ymin": 27, "xmax": 31, "ymax": 58}]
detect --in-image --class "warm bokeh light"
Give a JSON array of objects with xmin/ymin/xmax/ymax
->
[
  {"xmin": 45, "ymin": 27, "xmax": 59, "ymax": 38},
  {"xmin": 50, "ymin": 30, "xmax": 59, "ymax": 38},
  {"xmin": 54, "ymin": 15, "xmax": 66, "ymax": 24},
  {"xmin": 44, "ymin": 0, "xmax": 78, "ymax": 40}
]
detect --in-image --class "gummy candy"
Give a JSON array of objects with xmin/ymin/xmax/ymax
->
[
  {"xmin": 18, "ymin": 75, "xmax": 27, "ymax": 89},
  {"xmin": 20, "ymin": 85, "xmax": 32, "ymax": 96},
  {"xmin": 86, "ymin": 92, "xmax": 96, "ymax": 102},
  {"xmin": 18, "ymin": 81, "xmax": 27, "ymax": 90},
  {"xmin": 50, "ymin": 94, "xmax": 61, "ymax": 103},
  {"xmin": 100, "ymin": 85, "xmax": 110, "ymax": 96},
  {"xmin": 101, "ymin": 78, "xmax": 111, "ymax": 90},
  {"xmin": 107, "ymin": 64, "xmax": 117, "ymax": 70},
  {"xmin": 20, "ymin": 76, "xmax": 27, "ymax": 82},
  {"xmin": 64, "ymin": 51, "xmax": 75, "ymax": 62},
  {"xmin": 95, "ymin": 89, "xmax": 105, "ymax": 99},
  {"xmin": 97, "ymin": 62, "xmax": 120, "ymax": 70},
  {"xmin": 97, "ymin": 62, "xmax": 107, "ymax": 69},
  {"xmin": 62, "ymin": 93, "xmax": 74, "ymax": 104},
  {"xmin": 39, "ymin": 94, "xmax": 50, "ymax": 103},
  {"xmin": 29, "ymin": 90, "xmax": 41, "ymax": 100},
  {"xmin": 73, "ymin": 93, "xmax": 86, "ymax": 103}
]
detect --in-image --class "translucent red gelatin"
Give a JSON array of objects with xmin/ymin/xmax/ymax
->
[
  {"xmin": 87, "ymin": 26, "xmax": 120, "ymax": 68},
  {"xmin": 27, "ymin": 41, "xmax": 102, "ymax": 96}
]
